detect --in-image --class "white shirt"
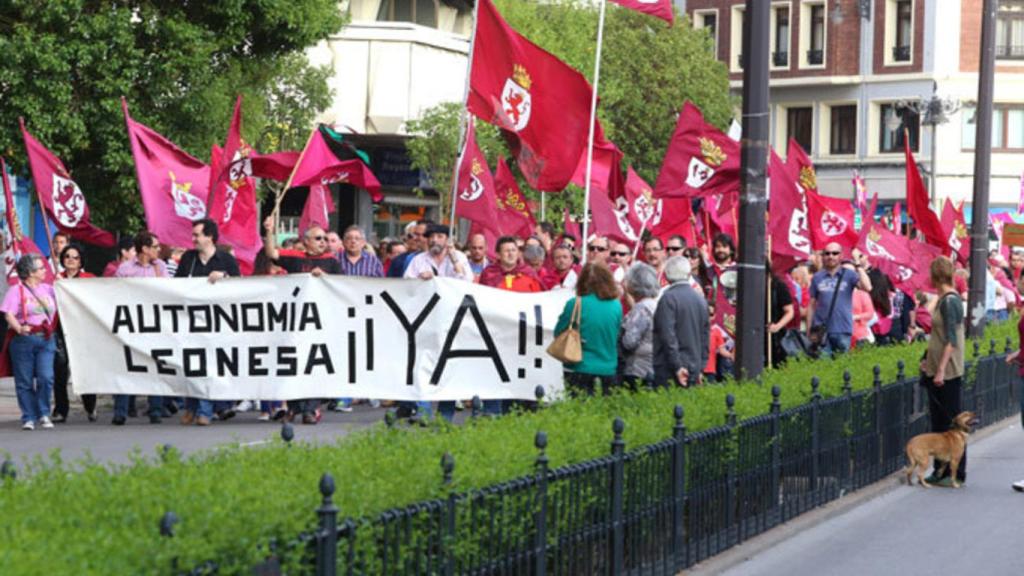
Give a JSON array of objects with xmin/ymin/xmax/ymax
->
[{"xmin": 403, "ymin": 250, "xmax": 474, "ymax": 282}]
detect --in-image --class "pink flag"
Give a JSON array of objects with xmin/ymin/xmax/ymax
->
[
  {"xmin": 1019, "ymin": 171, "xmax": 1024, "ymax": 214},
  {"xmin": 494, "ymin": 158, "xmax": 536, "ymax": 238},
  {"xmin": 298, "ymin": 185, "xmax": 335, "ymax": 235},
  {"xmin": 123, "ymin": 99, "xmax": 210, "ymax": 249},
  {"xmin": 767, "ymin": 151, "xmax": 811, "ymax": 267},
  {"xmin": 19, "ymin": 121, "xmax": 116, "ymax": 248},
  {"xmin": 892, "ymin": 201, "xmax": 902, "ymax": 233},
  {"xmin": 289, "ymin": 127, "xmax": 382, "ymax": 202},
  {"xmin": 208, "ymin": 97, "xmax": 261, "ymax": 274},
  {"xmin": 610, "ymin": 0, "xmax": 673, "ymax": 23},
  {"xmin": 0, "ymin": 157, "xmax": 48, "ymax": 285},
  {"xmin": 654, "ymin": 101, "xmax": 740, "ymax": 199},
  {"xmin": 455, "ymin": 120, "xmax": 501, "ymax": 235},
  {"xmin": 852, "ymin": 170, "xmax": 868, "ymax": 213}
]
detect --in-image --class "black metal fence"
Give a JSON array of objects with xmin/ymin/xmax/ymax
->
[{"xmin": 170, "ymin": 339, "xmax": 1020, "ymax": 575}]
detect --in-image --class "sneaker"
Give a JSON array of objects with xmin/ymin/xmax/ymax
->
[
  {"xmin": 127, "ymin": 408, "xmax": 138, "ymax": 418},
  {"xmin": 216, "ymin": 409, "xmax": 236, "ymax": 422},
  {"xmin": 111, "ymin": 416, "xmax": 126, "ymax": 426},
  {"xmin": 234, "ymin": 400, "xmax": 253, "ymax": 413},
  {"xmin": 21, "ymin": 421, "xmax": 35, "ymax": 431},
  {"xmin": 164, "ymin": 402, "xmax": 179, "ymax": 415},
  {"xmin": 454, "ymin": 400, "xmax": 465, "ymax": 411},
  {"xmin": 257, "ymin": 413, "xmax": 271, "ymax": 422},
  {"xmin": 369, "ymin": 399, "xmax": 381, "ymax": 408},
  {"xmin": 271, "ymin": 408, "xmax": 287, "ymax": 422},
  {"xmin": 923, "ymin": 472, "xmax": 943, "ymax": 485},
  {"xmin": 87, "ymin": 410, "xmax": 97, "ymax": 423},
  {"xmin": 196, "ymin": 416, "xmax": 211, "ymax": 426},
  {"xmin": 302, "ymin": 412, "xmax": 318, "ymax": 425},
  {"xmin": 334, "ymin": 404, "xmax": 353, "ymax": 413},
  {"xmin": 51, "ymin": 413, "xmax": 66, "ymax": 424},
  {"xmin": 39, "ymin": 416, "xmax": 54, "ymax": 429},
  {"xmin": 149, "ymin": 414, "xmax": 162, "ymax": 424},
  {"xmin": 1012, "ymin": 479, "xmax": 1024, "ymax": 493},
  {"xmin": 932, "ymin": 476, "xmax": 962, "ymax": 488},
  {"xmin": 180, "ymin": 411, "xmax": 195, "ymax": 426}
]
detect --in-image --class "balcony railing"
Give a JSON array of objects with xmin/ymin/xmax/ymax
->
[
  {"xmin": 772, "ymin": 51, "xmax": 789, "ymax": 67},
  {"xmin": 806, "ymin": 49, "xmax": 823, "ymax": 65},
  {"xmin": 891, "ymin": 45, "xmax": 911, "ymax": 62},
  {"xmin": 996, "ymin": 44, "xmax": 1024, "ymax": 60}
]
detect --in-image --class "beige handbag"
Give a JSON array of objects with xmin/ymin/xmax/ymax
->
[{"xmin": 547, "ymin": 297, "xmax": 583, "ymax": 364}]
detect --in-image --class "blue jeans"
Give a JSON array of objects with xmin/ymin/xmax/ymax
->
[
  {"xmin": 821, "ymin": 333, "xmax": 852, "ymax": 357},
  {"xmin": 10, "ymin": 334, "xmax": 56, "ymax": 424},
  {"xmin": 184, "ymin": 398, "xmax": 215, "ymax": 419},
  {"xmin": 437, "ymin": 400, "xmax": 504, "ymax": 422},
  {"xmin": 114, "ymin": 395, "xmax": 163, "ymax": 419}
]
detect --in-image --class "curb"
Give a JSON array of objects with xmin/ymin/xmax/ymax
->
[{"xmin": 684, "ymin": 414, "xmax": 1019, "ymax": 575}]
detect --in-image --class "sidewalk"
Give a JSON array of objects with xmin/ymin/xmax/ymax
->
[{"xmin": 695, "ymin": 419, "xmax": 1024, "ymax": 575}]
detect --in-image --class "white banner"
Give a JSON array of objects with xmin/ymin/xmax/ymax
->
[{"xmin": 56, "ymin": 276, "xmax": 569, "ymax": 401}]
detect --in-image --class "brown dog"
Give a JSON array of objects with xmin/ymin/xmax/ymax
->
[{"xmin": 904, "ymin": 411, "xmax": 978, "ymax": 488}]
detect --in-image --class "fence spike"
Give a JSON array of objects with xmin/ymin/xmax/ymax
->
[
  {"xmin": 160, "ymin": 444, "xmax": 175, "ymax": 462},
  {"xmin": 316, "ymin": 473, "xmax": 339, "ymax": 575},
  {"xmin": 973, "ymin": 339, "xmax": 981, "ymax": 358},
  {"xmin": 1007, "ymin": 336, "xmax": 1014, "ymax": 353},
  {"xmin": 810, "ymin": 376, "xmax": 820, "ymax": 400},
  {"xmin": 990, "ymin": 338, "xmax": 997, "ymax": 355},
  {"xmin": 280, "ymin": 422, "xmax": 294, "ymax": 444},
  {"xmin": 770, "ymin": 386, "xmax": 781, "ymax": 412},
  {"xmin": 673, "ymin": 405, "xmax": 684, "ymax": 427},
  {"xmin": 1, "ymin": 459, "xmax": 15, "ymax": 481},
  {"xmin": 384, "ymin": 409, "xmax": 397, "ymax": 428},
  {"xmin": 159, "ymin": 511, "xmax": 179, "ymax": 538},
  {"xmin": 441, "ymin": 452, "xmax": 455, "ymax": 486},
  {"xmin": 725, "ymin": 394, "xmax": 736, "ymax": 426},
  {"xmin": 471, "ymin": 395, "xmax": 483, "ymax": 418},
  {"xmin": 534, "ymin": 431, "xmax": 549, "ymax": 470},
  {"xmin": 320, "ymin": 472, "xmax": 336, "ymax": 499},
  {"xmin": 896, "ymin": 359, "xmax": 905, "ymax": 381},
  {"xmin": 872, "ymin": 365, "xmax": 882, "ymax": 388},
  {"xmin": 842, "ymin": 370, "xmax": 852, "ymax": 394},
  {"xmin": 612, "ymin": 417, "xmax": 625, "ymax": 440},
  {"xmin": 534, "ymin": 385, "xmax": 546, "ymax": 403}
]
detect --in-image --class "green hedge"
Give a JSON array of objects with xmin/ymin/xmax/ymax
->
[{"xmin": 0, "ymin": 320, "xmax": 1017, "ymax": 574}]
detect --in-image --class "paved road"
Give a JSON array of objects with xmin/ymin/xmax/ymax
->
[
  {"xmin": 0, "ymin": 378, "xmax": 408, "ymax": 465},
  {"xmin": 709, "ymin": 421, "xmax": 1024, "ymax": 576}
]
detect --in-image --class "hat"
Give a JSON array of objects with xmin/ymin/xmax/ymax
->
[{"xmin": 425, "ymin": 224, "xmax": 450, "ymax": 237}]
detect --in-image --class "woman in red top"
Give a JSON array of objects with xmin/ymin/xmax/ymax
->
[{"xmin": 53, "ymin": 244, "xmax": 96, "ymax": 422}]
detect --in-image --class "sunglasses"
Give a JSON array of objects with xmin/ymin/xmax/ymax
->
[
  {"xmin": 587, "ymin": 245, "xmax": 608, "ymax": 252},
  {"xmin": 311, "ymin": 236, "xmax": 326, "ymax": 241},
  {"xmin": 610, "ymin": 251, "xmax": 629, "ymax": 257},
  {"xmin": 822, "ymin": 251, "xmax": 841, "ymax": 256},
  {"xmin": 667, "ymin": 246, "xmax": 684, "ymax": 252}
]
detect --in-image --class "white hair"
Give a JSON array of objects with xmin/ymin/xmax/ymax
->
[{"xmin": 664, "ymin": 255, "xmax": 692, "ymax": 284}]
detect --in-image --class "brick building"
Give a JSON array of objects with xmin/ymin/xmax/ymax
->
[{"xmin": 683, "ymin": 0, "xmax": 1024, "ymax": 218}]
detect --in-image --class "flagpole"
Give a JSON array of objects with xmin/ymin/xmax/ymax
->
[
  {"xmin": 631, "ymin": 213, "xmax": 653, "ymax": 260},
  {"xmin": 580, "ymin": 0, "xmax": 607, "ymax": 265},
  {"xmin": 272, "ymin": 127, "xmax": 318, "ymax": 221},
  {"xmin": 447, "ymin": 0, "xmax": 482, "ymax": 238}
]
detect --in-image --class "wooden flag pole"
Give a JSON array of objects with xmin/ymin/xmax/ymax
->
[{"xmin": 580, "ymin": 0, "xmax": 608, "ymax": 264}]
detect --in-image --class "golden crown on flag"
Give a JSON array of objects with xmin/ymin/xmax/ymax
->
[
  {"xmin": 799, "ymin": 166, "xmax": 817, "ymax": 191},
  {"xmin": 954, "ymin": 220, "xmax": 968, "ymax": 239},
  {"xmin": 512, "ymin": 64, "xmax": 532, "ymax": 90},
  {"xmin": 868, "ymin": 228, "xmax": 882, "ymax": 242},
  {"xmin": 699, "ymin": 137, "xmax": 726, "ymax": 167},
  {"xmin": 471, "ymin": 158, "xmax": 484, "ymax": 176}
]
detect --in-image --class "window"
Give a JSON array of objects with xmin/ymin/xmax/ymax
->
[
  {"xmin": 893, "ymin": 1, "xmax": 912, "ymax": 62},
  {"xmin": 879, "ymin": 103, "xmax": 920, "ymax": 153},
  {"xmin": 997, "ymin": 1, "xmax": 1024, "ymax": 59},
  {"xmin": 731, "ymin": 6, "xmax": 745, "ymax": 71},
  {"xmin": 830, "ymin": 105, "xmax": 857, "ymax": 155},
  {"xmin": 787, "ymin": 107, "xmax": 813, "ymax": 154},
  {"xmin": 377, "ymin": 0, "xmax": 437, "ymax": 27},
  {"xmin": 694, "ymin": 10, "xmax": 719, "ymax": 54},
  {"xmin": 962, "ymin": 105, "xmax": 1024, "ymax": 150},
  {"xmin": 773, "ymin": 6, "xmax": 790, "ymax": 67},
  {"xmin": 808, "ymin": 4, "xmax": 825, "ymax": 65}
]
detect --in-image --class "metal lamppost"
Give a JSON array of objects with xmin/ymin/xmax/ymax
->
[{"xmin": 891, "ymin": 92, "xmax": 961, "ymax": 202}]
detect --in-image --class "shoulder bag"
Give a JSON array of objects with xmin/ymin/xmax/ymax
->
[{"xmin": 547, "ymin": 297, "xmax": 583, "ymax": 364}]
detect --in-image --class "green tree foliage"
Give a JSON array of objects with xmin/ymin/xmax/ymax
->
[
  {"xmin": 0, "ymin": 0, "xmax": 344, "ymax": 233},
  {"xmin": 405, "ymin": 0, "xmax": 733, "ymax": 228}
]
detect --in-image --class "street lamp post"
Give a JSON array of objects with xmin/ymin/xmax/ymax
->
[{"xmin": 891, "ymin": 92, "xmax": 961, "ymax": 204}]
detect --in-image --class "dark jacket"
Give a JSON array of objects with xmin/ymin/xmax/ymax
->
[{"xmin": 653, "ymin": 282, "xmax": 710, "ymax": 386}]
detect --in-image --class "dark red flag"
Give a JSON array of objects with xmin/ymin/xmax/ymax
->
[
  {"xmin": 654, "ymin": 101, "xmax": 740, "ymax": 199},
  {"xmin": 207, "ymin": 97, "xmax": 261, "ymax": 273},
  {"xmin": 0, "ymin": 157, "xmax": 49, "ymax": 285},
  {"xmin": 940, "ymin": 199, "xmax": 971, "ymax": 264},
  {"xmin": 494, "ymin": 158, "xmax": 536, "ymax": 238},
  {"xmin": 610, "ymin": 0, "xmax": 673, "ymax": 24},
  {"xmin": 767, "ymin": 151, "xmax": 811, "ymax": 266},
  {"xmin": 806, "ymin": 189, "xmax": 858, "ymax": 250},
  {"xmin": 289, "ymin": 127, "xmax": 382, "ymax": 202},
  {"xmin": 298, "ymin": 184, "xmax": 335, "ymax": 235},
  {"xmin": 20, "ymin": 120, "xmax": 115, "ymax": 248},
  {"xmin": 905, "ymin": 138, "xmax": 946, "ymax": 249},
  {"xmin": 468, "ymin": 0, "xmax": 593, "ymax": 191},
  {"xmin": 454, "ymin": 120, "xmax": 501, "ymax": 235},
  {"xmin": 784, "ymin": 138, "xmax": 819, "ymax": 194},
  {"xmin": 563, "ymin": 207, "xmax": 581, "ymax": 243}
]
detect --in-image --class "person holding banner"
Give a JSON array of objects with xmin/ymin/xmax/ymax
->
[
  {"xmin": 52, "ymin": 245, "xmax": 96, "ymax": 423},
  {"xmin": 2, "ymin": 254, "xmax": 58, "ymax": 430},
  {"xmin": 176, "ymin": 219, "xmax": 241, "ymax": 427},
  {"xmin": 112, "ymin": 231, "xmax": 169, "ymax": 425},
  {"xmin": 403, "ymin": 224, "xmax": 473, "ymax": 282}
]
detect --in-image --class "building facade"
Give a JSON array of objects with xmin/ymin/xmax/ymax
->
[
  {"xmin": 684, "ymin": 0, "xmax": 1024, "ymax": 219},
  {"xmin": 299, "ymin": 0, "xmax": 472, "ymax": 240}
]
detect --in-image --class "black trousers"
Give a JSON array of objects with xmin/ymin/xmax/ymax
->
[
  {"xmin": 925, "ymin": 375, "xmax": 966, "ymax": 481},
  {"xmin": 52, "ymin": 336, "xmax": 96, "ymax": 418}
]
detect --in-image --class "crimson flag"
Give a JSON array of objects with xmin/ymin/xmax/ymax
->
[
  {"xmin": 298, "ymin": 184, "xmax": 335, "ymax": 235},
  {"xmin": 588, "ymin": 179, "xmax": 636, "ymax": 244},
  {"xmin": 876, "ymin": 241, "xmax": 941, "ymax": 295},
  {"xmin": 455, "ymin": 120, "xmax": 501, "ymax": 235},
  {"xmin": 250, "ymin": 151, "xmax": 300, "ymax": 181},
  {"xmin": 571, "ymin": 122, "xmax": 625, "ymax": 198},
  {"xmin": 905, "ymin": 139, "xmax": 946, "ymax": 249},
  {"xmin": 290, "ymin": 126, "xmax": 382, "ymax": 202},
  {"xmin": 806, "ymin": 189, "xmax": 858, "ymax": 251},
  {"xmin": 0, "ymin": 158, "xmax": 49, "ymax": 286},
  {"xmin": 124, "ymin": 99, "xmax": 210, "ymax": 250},
  {"xmin": 654, "ymin": 101, "xmax": 740, "ymax": 199},
  {"xmin": 857, "ymin": 220, "xmax": 917, "ymax": 273},
  {"xmin": 468, "ymin": 0, "xmax": 593, "ymax": 191},
  {"xmin": 563, "ymin": 207, "xmax": 581, "ymax": 243},
  {"xmin": 940, "ymin": 199, "xmax": 971, "ymax": 264},
  {"xmin": 892, "ymin": 201, "xmax": 901, "ymax": 232},
  {"xmin": 610, "ymin": 0, "xmax": 673, "ymax": 23},
  {"xmin": 784, "ymin": 139, "xmax": 819, "ymax": 194},
  {"xmin": 207, "ymin": 97, "xmax": 261, "ymax": 274},
  {"xmin": 19, "ymin": 121, "xmax": 115, "ymax": 248},
  {"xmin": 494, "ymin": 158, "xmax": 536, "ymax": 238},
  {"xmin": 767, "ymin": 151, "xmax": 811, "ymax": 267}
]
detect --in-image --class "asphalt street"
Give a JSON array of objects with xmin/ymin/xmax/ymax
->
[{"xmin": 704, "ymin": 421, "xmax": 1024, "ymax": 576}]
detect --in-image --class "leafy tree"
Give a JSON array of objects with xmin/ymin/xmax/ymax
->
[
  {"xmin": 406, "ymin": 0, "xmax": 733, "ymax": 229},
  {"xmin": 0, "ymin": 0, "xmax": 345, "ymax": 233}
]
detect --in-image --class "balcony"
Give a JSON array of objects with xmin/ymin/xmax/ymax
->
[
  {"xmin": 891, "ymin": 45, "xmax": 911, "ymax": 62},
  {"xmin": 772, "ymin": 51, "xmax": 789, "ymax": 67},
  {"xmin": 996, "ymin": 44, "xmax": 1024, "ymax": 60},
  {"xmin": 806, "ymin": 49, "xmax": 823, "ymax": 66}
]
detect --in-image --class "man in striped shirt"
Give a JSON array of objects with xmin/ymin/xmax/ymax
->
[{"xmin": 337, "ymin": 225, "xmax": 383, "ymax": 278}]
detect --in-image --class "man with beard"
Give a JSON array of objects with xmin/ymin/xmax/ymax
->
[
  {"xmin": 642, "ymin": 237, "xmax": 666, "ymax": 276},
  {"xmin": 706, "ymin": 233, "xmax": 737, "ymax": 300},
  {"xmin": 403, "ymin": 224, "xmax": 473, "ymax": 281},
  {"xmin": 387, "ymin": 220, "xmax": 429, "ymax": 278}
]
